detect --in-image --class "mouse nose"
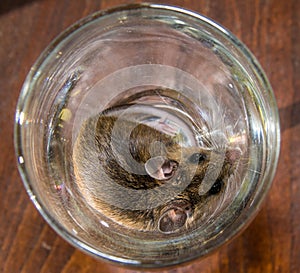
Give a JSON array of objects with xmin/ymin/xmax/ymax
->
[{"xmin": 225, "ymin": 148, "xmax": 241, "ymax": 164}]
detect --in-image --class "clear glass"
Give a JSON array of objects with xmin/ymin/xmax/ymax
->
[{"xmin": 14, "ymin": 3, "xmax": 280, "ymax": 268}]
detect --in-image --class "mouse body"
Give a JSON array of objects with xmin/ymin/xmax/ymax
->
[{"xmin": 73, "ymin": 114, "xmax": 239, "ymax": 234}]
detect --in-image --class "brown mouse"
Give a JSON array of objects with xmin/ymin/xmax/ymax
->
[{"xmin": 73, "ymin": 113, "xmax": 240, "ymax": 234}]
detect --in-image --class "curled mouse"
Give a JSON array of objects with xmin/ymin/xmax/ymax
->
[{"xmin": 73, "ymin": 114, "xmax": 240, "ymax": 234}]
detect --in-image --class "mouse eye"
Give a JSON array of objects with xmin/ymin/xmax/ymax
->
[
  {"xmin": 188, "ymin": 153, "xmax": 207, "ymax": 164},
  {"xmin": 208, "ymin": 179, "xmax": 224, "ymax": 195}
]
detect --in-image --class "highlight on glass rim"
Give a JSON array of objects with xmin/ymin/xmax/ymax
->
[{"xmin": 14, "ymin": 3, "xmax": 280, "ymax": 268}]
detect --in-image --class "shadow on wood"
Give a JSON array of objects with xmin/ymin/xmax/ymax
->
[{"xmin": 0, "ymin": 0, "xmax": 41, "ymax": 15}]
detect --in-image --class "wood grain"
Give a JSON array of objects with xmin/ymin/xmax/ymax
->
[{"xmin": 0, "ymin": 0, "xmax": 299, "ymax": 272}]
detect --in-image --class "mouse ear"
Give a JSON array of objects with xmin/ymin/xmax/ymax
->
[
  {"xmin": 145, "ymin": 156, "xmax": 166, "ymax": 180},
  {"xmin": 158, "ymin": 208, "xmax": 187, "ymax": 233},
  {"xmin": 145, "ymin": 156, "xmax": 178, "ymax": 180}
]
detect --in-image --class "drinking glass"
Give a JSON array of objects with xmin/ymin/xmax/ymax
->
[{"xmin": 14, "ymin": 3, "xmax": 280, "ymax": 268}]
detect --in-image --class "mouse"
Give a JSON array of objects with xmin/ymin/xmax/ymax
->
[{"xmin": 72, "ymin": 113, "xmax": 240, "ymax": 234}]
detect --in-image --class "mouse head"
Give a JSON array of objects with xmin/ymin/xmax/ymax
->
[
  {"xmin": 144, "ymin": 145, "xmax": 215, "ymax": 185},
  {"xmin": 144, "ymin": 146, "xmax": 241, "ymax": 234}
]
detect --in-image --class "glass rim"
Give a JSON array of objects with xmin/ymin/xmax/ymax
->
[{"xmin": 14, "ymin": 3, "xmax": 281, "ymax": 268}]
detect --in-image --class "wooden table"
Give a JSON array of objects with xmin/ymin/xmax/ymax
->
[{"xmin": 0, "ymin": 0, "xmax": 299, "ymax": 272}]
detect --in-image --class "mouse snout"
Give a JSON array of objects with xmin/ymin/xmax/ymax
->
[{"xmin": 225, "ymin": 148, "xmax": 241, "ymax": 165}]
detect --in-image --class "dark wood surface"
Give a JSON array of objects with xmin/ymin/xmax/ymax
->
[{"xmin": 1, "ymin": 0, "xmax": 299, "ymax": 272}]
